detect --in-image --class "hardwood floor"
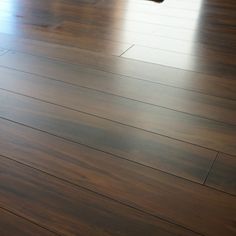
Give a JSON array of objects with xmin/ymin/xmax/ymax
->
[
  {"xmin": 0, "ymin": 0, "xmax": 235, "ymax": 235},
  {"xmin": 0, "ymin": 208, "xmax": 56, "ymax": 236},
  {"xmin": 206, "ymin": 153, "xmax": 236, "ymax": 195}
]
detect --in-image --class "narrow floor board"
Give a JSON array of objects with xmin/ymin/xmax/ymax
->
[
  {"xmin": 0, "ymin": 52, "xmax": 235, "ymax": 125},
  {"xmin": 0, "ymin": 124, "xmax": 235, "ymax": 236},
  {"xmin": 206, "ymin": 153, "xmax": 236, "ymax": 195},
  {"xmin": 0, "ymin": 23, "xmax": 132, "ymax": 56},
  {"xmin": 0, "ymin": 78, "xmax": 235, "ymax": 155},
  {"xmin": 56, "ymin": 20, "xmax": 236, "ymax": 60},
  {"xmin": 0, "ymin": 93, "xmax": 216, "ymax": 183},
  {"xmin": 0, "ymin": 0, "xmax": 235, "ymax": 234},
  {"xmin": 1, "ymin": 35, "xmax": 235, "ymax": 100},
  {"xmin": 0, "ymin": 208, "xmax": 55, "ymax": 236},
  {"xmin": 0, "ymin": 156, "xmax": 201, "ymax": 236},
  {"xmin": 122, "ymin": 45, "xmax": 236, "ymax": 76}
]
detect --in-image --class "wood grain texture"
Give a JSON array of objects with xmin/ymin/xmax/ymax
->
[
  {"xmin": 0, "ymin": 0, "xmax": 235, "ymax": 235},
  {"xmin": 0, "ymin": 4, "xmax": 135, "ymax": 56},
  {"xmin": 0, "ymin": 0, "xmax": 199, "ymax": 20},
  {"xmin": 0, "ymin": 0, "xmax": 235, "ymax": 77},
  {"xmin": 0, "ymin": 208, "xmax": 55, "ymax": 236},
  {"xmin": 206, "ymin": 153, "xmax": 236, "ymax": 195},
  {"xmin": 0, "ymin": 92, "xmax": 216, "ymax": 183},
  {"xmin": 1, "ymin": 0, "xmax": 235, "ymax": 46},
  {"xmin": 1, "ymin": 34, "xmax": 235, "ymax": 100},
  {"xmin": 0, "ymin": 156, "xmax": 201, "ymax": 236},
  {"xmin": 42, "ymin": 20, "xmax": 236, "ymax": 61},
  {"xmin": 0, "ymin": 52, "xmax": 235, "ymax": 125},
  {"xmin": 0, "ymin": 79, "xmax": 235, "ymax": 155},
  {"xmin": 0, "ymin": 125, "xmax": 235, "ymax": 236},
  {"xmin": 122, "ymin": 45, "xmax": 236, "ymax": 75}
]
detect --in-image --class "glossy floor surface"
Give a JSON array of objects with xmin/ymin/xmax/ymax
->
[{"xmin": 0, "ymin": 0, "xmax": 236, "ymax": 235}]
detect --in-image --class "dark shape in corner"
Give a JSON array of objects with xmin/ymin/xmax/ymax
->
[{"xmin": 149, "ymin": 0, "xmax": 164, "ymax": 3}]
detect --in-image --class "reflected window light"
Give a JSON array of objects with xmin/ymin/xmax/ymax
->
[{"xmin": 0, "ymin": 0, "xmax": 19, "ymax": 34}]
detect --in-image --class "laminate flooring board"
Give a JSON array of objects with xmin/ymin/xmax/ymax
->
[
  {"xmin": 0, "ymin": 208, "xmax": 56, "ymax": 236},
  {"xmin": 1, "ymin": 82, "xmax": 236, "ymax": 155},
  {"xmin": 121, "ymin": 45, "xmax": 236, "ymax": 76},
  {"xmin": 0, "ymin": 12, "xmax": 175, "ymax": 36},
  {"xmin": 0, "ymin": 91, "xmax": 216, "ymax": 183},
  {"xmin": 206, "ymin": 153, "xmax": 236, "ymax": 195},
  {"xmin": 0, "ymin": 53, "xmax": 235, "ymax": 124},
  {"xmin": 0, "ymin": 122, "xmax": 235, "ymax": 236},
  {"xmin": 0, "ymin": 156, "xmax": 199, "ymax": 236},
  {"xmin": 1, "ymin": 26, "xmax": 235, "ymax": 77},
  {"xmin": 0, "ymin": 24, "xmax": 133, "ymax": 56},
  {"xmin": 1, "ymin": 0, "xmax": 235, "ymax": 51},
  {"xmin": 11, "ymin": 11, "xmax": 233, "ymax": 48},
  {"xmin": 32, "ymin": 20, "xmax": 236, "ymax": 62},
  {"xmin": 1, "ymin": 38, "xmax": 235, "ymax": 100},
  {"xmin": 63, "ymin": 3, "xmax": 199, "ymax": 20},
  {"xmin": 0, "ymin": 0, "xmax": 235, "ymax": 235},
  {"xmin": 0, "ymin": 80, "xmax": 235, "ymax": 155},
  {"xmin": 76, "ymin": 0, "xmax": 236, "ymax": 19},
  {"xmin": 1, "ymin": 0, "xmax": 232, "ymax": 33},
  {"xmin": 0, "ymin": 2, "xmax": 200, "ymax": 30},
  {"xmin": 0, "ymin": 0, "xmax": 200, "ymax": 19}
]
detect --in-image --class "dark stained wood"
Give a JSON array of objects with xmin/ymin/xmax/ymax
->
[
  {"xmin": 0, "ymin": 53, "xmax": 236, "ymax": 125},
  {"xmin": 0, "ymin": 94, "xmax": 216, "ymax": 183},
  {"xmin": 9, "ymin": 7, "xmax": 232, "ymax": 51},
  {"xmin": 53, "ymin": 20, "xmax": 236, "ymax": 61},
  {"xmin": 0, "ymin": 142, "xmax": 235, "ymax": 236},
  {"xmin": 121, "ymin": 44, "xmax": 236, "ymax": 74},
  {"xmin": 0, "ymin": 0, "xmax": 235, "ymax": 235},
  {"xmin": 206, "ymin": 153, "xmax": 236, "ymax": 195},
  {"xmin": 1, "ymin": 34, "xmax": 235, "ymax": 100},
  {"xmin": 0, "ymin": 79, "xmax": 235, "ymax": 155},
  {"xmin": 0, "ymin": 28, "xmax": 235, "ymax": 77},
  {"xmin": 0, "ymin": 0, "xmax": 199, "ymax": 20},
  {"xmin": 1, "ymin": 0, "xmax": 235, "ymax": 44},
  {"xmin": 0, "ymin": 0, "xmax": 235, "ymax": 77},
  {"xmin": 3, "ymin": 13, "xmax": 234, "ymax": 63},
  {"xmin": 0, "ymin": 156, "xmax": 202, "ymax": 236},
  {"xmin": 0, "ymin": 208, "xmax": 55, "ymax": 236},
  {"xmin": 0, "ymin": 30, "xmax": 133, "ymax": 57}
]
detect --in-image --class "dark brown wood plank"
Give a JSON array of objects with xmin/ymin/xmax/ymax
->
[
  {"xmin": 0, "ymin": 156, "xmax": 201, "ymax": 236},
  {"xmin": 0, "ymin": 0, "xmax": 199, "ymax": 20},
  {"xmin": 0, "ymin": 121, "xmax": 235, "ymax": 236},
  {"xmin": 0, "ymin": 92, "xmax": 216, "ymax": 183},
  {"xmin": 0, "ymin": 1, "xmax": 199, "ymax": 30},
  {"xmin": 0, "ymin": 9, "xmax": 195, "ymax": 37},
  {"xmin": 0, "ymin": 1, "xmax": 234, "ymax": 236},
  {"xmin": 71, "ymin": 0, "xmax": 236, "ymax": 19},
  {"xmin": 5, "ymin": 4, "xmax": 232, "ymax": 50},
  {"xmin": 1, "ymin": 21, "xmax": 236, "ymax": 76},
  {"xmin": 0, "ymin": 22, "xmax": 132, "ymax": 56},
  {"xmin": 2, "ymin": 0, "xmax": 234, "ymax": 35},
  {"xmin": 121, "ymin": 44, "xmax": 236, "ymax": 75},
  {"xmin": 1, "ymin": 1, "xmax": 235, "ymax": 51},
  {"xmin": 0, "ymin": 52, "xmax": 235, "ymax": 125},
  {"xmin": 1, "ymin": 0, "xmax": 235, "ymax": 52},
  {"xmin": 1, "ymin": 34, "xmax": 235, "ymax": 100},
  {"xmin": 0, "ymin": 76, "xmax": 235, "ymax": 155},
  {"xmin": 54, "ymin": 20, "xmax": 236, "ymax": 60},
  {"xmin": 206, "ymin": 153, "xmax": 236, "ymax": 195},
  {"xmin": 0, "ymin": 208, "xmax": 55, "ymax": 236}
]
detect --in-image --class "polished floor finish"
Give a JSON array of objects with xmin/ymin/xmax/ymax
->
[{"xmin": 0, "ymin": 0, "xmax": 235, "ymax": 235}]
